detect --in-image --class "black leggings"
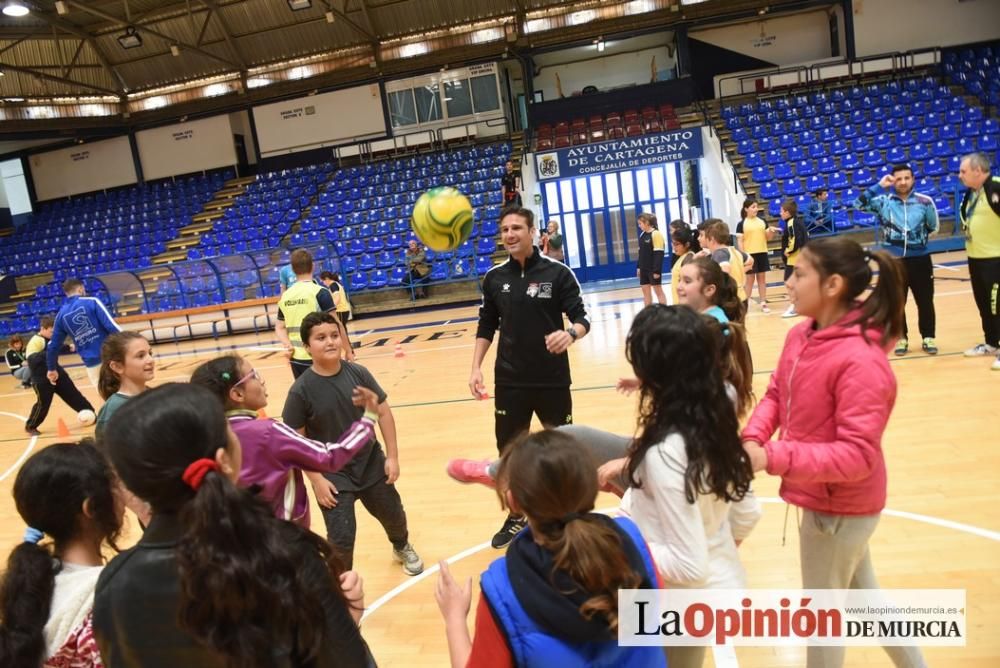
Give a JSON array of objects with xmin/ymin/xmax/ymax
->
[
  {"xmin": 25, "ymin": 369, "xmax": 94, "ymax": 431},
  {"xmin": 493, "ymin": 385, "xmax": 573, "ymax": 453},
  {"xmin": 901, "ymin": 254, "xmax": 935, "ymax": 339}
]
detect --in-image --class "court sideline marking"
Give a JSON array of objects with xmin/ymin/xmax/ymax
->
[
  {"xmin": 360, "ymin": 496, "xmax": 997, "ymax": 667},
  {"xmin": 0, "ymin": 411, "xmax": 37, "ymax": 483}
]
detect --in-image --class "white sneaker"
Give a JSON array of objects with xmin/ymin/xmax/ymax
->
[
  {"xmin": 992, "ymin": 354, "xmax": 1000, "ymax": 371},
  {"xmin": 964, "ymin": 343, "xmax": 999, "ymax": 357},
  {"xmin": 392, "ymin": 543, "xmax": 424, "ymax": 576},
  {"xmin": 760, "ymin": 302, "xmax": 771, "ymax": 314},
  {"xmin": 782, "ymin": 305, "xmax": 798, "ymax": 318}
]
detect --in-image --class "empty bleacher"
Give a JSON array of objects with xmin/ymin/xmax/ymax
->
[
  {"xmin": 534, "ymin": 105, "xmax": 679, "ymax": 151},
  {"xmin": 943, "ymin": 42, "xmax": 1000, "ymax": 113},
  {"xmin": 716, "ymin": 74, "xmax": 999, "ymax": 231}
]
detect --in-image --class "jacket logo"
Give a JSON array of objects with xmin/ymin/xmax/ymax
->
[
  {"xmin": 526, "ymin": 283, "xmax": 553, "ymax": 298},
  {"xmin": 502, "ymin": 283, "xmax": 510, "ymax": 293}
]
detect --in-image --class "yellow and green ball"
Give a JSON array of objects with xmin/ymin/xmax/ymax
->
[{"xmin": 410, "ymin": 187, "xmax": 474, "ymax": 252}]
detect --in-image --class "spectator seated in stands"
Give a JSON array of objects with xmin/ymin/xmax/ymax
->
[
  {"xmin": 804, "ymin": 188, "xmax": 833, "ymax": 234},
  {"xmin": 404, "ymin": 240, "xmax": 431, "ymax": 299}
]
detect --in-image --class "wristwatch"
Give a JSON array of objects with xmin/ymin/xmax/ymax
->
[{"xmin": 566, "ymin": 327, "xmax": 578, "ymax": 341}]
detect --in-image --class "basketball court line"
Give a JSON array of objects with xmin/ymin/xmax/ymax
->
[
  {"xmin": 0, "ymin": 411, "xmax": 37, "ymax": 483},
  {"xmin": 359, "ymin": 497, "xmax": 999, "ymax": 667}
]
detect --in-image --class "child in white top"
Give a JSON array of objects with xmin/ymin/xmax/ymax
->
[
  {"xmin": 0, "ymin": 441, "xmax": 123, "ymax": 667},
  {"xmin": 618, "ymin": 305, "xmax": 760, "ymax": 668}
]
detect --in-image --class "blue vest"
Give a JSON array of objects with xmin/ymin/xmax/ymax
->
[{"xmin": 480, "ymin": 516, "xmax": 667, "ymax": 668}]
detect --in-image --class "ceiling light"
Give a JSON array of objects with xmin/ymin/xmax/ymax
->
[
  {"xmin": 0, "ymin": 70, "xmax": 4, "ymax": 77},
  {"xmin": 55, "ymin": 1, "xmax": 69, "ymax": 15},
  {"xmin": 2, "ymin": 2, "xmax": 30, "ymax": 17},
  {"xmin": 117, "ymin": 27, "xmax": 143, "ymax": 49},
  {"xmin": 597, "ymin": 39, "xmax": 606, "ymax": 52},
  {"xmin": 325, "ymin": 11, "xmax": 335, "ymax": 23},
  {"xmin": 287, "ymin": 0, "xmax": 311, "ymax": 10}
]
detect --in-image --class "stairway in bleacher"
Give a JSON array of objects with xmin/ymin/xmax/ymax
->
[{"xmin": 150, "ymin": 175, "xmax": 257, "ymax": 265}]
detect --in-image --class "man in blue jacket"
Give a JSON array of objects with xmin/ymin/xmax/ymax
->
[
  {"xmin": 46, "ymin": 278, "xmax": 121, "ymax": 387},
  {"xmin": 854, "ymin": 164, "xmax": 940, "ymax": 356}
]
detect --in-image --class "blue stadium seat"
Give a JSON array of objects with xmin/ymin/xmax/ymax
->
[
  {"xmin": 760, "ymin": 181, "xmax": 781, "ymax": 199},
  {"xmin": 358, "ymin": 253, "xmax": 376, "ymax": 271},
  {"xmin": 773, "ymin": 163, "xmax": 795, "ymax": 179},
  {"xmin": 829, "ymin": 171, "xmax": 849, "ymax": 189},
  {"xmin": 368, "ymin": 270, "xmax": 388, "ymax": 289},
  {"xmin": 350, "ymin": 271, "xmax": 368, "ymax": 291},
  {"xmin": 429, "ymin": 263, "xmax": 448, "ymax": 281},
  {"xmin": 840, "ymin": 153, "xmax": 861, "ymax": 170}
]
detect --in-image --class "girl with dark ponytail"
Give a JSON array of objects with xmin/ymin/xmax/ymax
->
[
  {"xmin": 93, "ymin": 383, "xmax": 371, "ymax": 667},
  {"xmin": 742, "ymin": 237, "xmax": 925, "ymax": 667},
  {"xmin": 0, "ymin": 441, "xmax": 122, "ymax": 668},
  {"xmin": 435, "ymin": 429, "xmax": 665, "ymax": 667}
]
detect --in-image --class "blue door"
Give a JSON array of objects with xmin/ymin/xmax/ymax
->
[{"xmin": 540, "ymin": 163, "xmax": 690, "ymax": 283}]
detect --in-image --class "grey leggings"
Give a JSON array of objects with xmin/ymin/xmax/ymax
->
[
  {"xmin": 486, "ymin": 424, "xmax": 632, "ymax": 487},
  {"xmin": 800, "ymin": 510, "xmax": 927, "ymax": 668}
]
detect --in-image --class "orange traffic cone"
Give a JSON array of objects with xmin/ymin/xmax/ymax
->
[
  {"xmin": 56, "ymin": 418, "xmax": 71, "ymax": 438},
  {"xmin": 394, "ymin": 344, "xmax": 405, "ymax": 358},
  {"xmin": 478, "ymin": 391, "xmax": 490, "ymax": 400},
  {"xmin": 257, "ymin": 408, "xmax": 268, "ymax": 420}
]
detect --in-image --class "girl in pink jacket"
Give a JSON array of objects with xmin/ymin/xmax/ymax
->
[{"xmin": 742, "ymin": 236, "xmax": 925, "ymax": 668}]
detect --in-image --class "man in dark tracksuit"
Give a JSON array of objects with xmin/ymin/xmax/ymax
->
[{"xmin": 469, "ymin": 206, "xmax": 590, "ymax": 548}]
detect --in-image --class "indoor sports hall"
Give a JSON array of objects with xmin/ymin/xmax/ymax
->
[{"xmin": 1, "ymin": 1, "xmax": 999, "ymax": 666}]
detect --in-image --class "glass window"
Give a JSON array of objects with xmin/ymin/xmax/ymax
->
[
  {"xmin": 605, "ymin": 173, "xmax": 620, "ymax": 206},
  {"xmin": 574, "ymin": 177, "xmax": 589, "ymax": 209},
  {"xmin": 651, "ymin": 166, "xmax": 667, "ymax": 199},
  {"xmin": 588, "ymin": 175, "xmax": 604, "ymax": 208},
  {"xmin": 669, "ymin": 198, "xmax": 682, "ymax": 222},
  {"xmin": 444, "ymin": 79, "xmax": 473, "ymax": 118},
  {"xmin": 564, "ymin": 214, "xmax": 581, "ymax": 268},
  {"xmin": 635, "ymin": 168, "xmax": 651, "ymax": 202},
  {"xmin": 471, "ymin": 74, "xmax": 501, "ymax": 113},
  {"xmin": 560, "ymin": 180, "xmax": 575, "ymax": 212},
  {"xmin": 666, "ymin": 162, "xmax": 680, "ymax": 198},
  {"xmin": 545, "ymin": 182, "xmax": 561, "ymax": 213},
  {"xmin": 620, "ymin": 171, "xmax": 635, "ymax": 204},
  {"xmin": 387, "ymin": 89, "xmax": 417, "ymax": 128},
  {"xmin": 414, "ymin": 83, "xmax": 441, "ymax": 123}
]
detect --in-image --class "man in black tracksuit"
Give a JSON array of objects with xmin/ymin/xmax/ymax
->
[{"xmin": 470, "ymin": 206, "xmax": 590, "ymax": 548}]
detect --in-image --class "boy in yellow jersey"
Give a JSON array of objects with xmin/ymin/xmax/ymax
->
[
  {"xmin": 735, "ymin": 197, "xmax": 775, "ymax": 313},
  {"xmin": 275, "ymin": 249, "xmax": 349, "ymax": 378},
  {"xmin": 23, "ymin": 315, "xmax": 94, "ymax": 436},
  {"xmin": 958, "ymin": 152, "xmax": 1000, "ymax": 370},
  {"xmin": 702, "ymin": 219, "xmax": 752, "ymax": 319},
  {"xmin": 779, "ymin": 199, "xmax": 809, "ymax": 318}
]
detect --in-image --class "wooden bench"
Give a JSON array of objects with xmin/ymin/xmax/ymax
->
[{"xmin": 118, "ymin": 296, "xmax": 280, "ymax": 344}]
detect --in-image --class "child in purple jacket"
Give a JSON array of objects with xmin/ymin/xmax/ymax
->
[{"xmin": 190, "ymin": 354, "xmax": 378, "ymax": 528}]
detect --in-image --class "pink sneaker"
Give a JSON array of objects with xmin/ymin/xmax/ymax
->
[{"xmin": 446, "ymin": 458, "xmax": 496, "ymax": 488}]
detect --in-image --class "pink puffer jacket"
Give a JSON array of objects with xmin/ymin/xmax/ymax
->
[{"xmin": 742, "ymin": 309, "xmax": 896, "ymax": 516}]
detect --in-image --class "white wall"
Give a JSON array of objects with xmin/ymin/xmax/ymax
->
[
  {"xmin": 29, "ymin": 136, "xmax": 137, "ymax": 201},
  {"xmin": 136, "ymin": 114, "xmax": 237, "ymax": 181},
  {"xmin": 533, "ymin": 32, "xmax": 675, "ymax": 100},
  {"xmin": 691, "ymin": 9, "xmax": 833, "ymax": 66},
  {"xmin": 853, "ymin": 0, "xmax": 1000, "ymax": 57},
  {"xmin": 229, "ymin": 110, "xmax": 258, "ymax": 165},
  {"xmin": 253, "ymin": 84, "xmax": 386, "ymax": 157},
  {"xmin": 0, "ymin": 159, "xmax": 32, "ymax": 215},
  {"xmin": 698, "ymin": 126, "xmax": 745, "ymax": 229}
]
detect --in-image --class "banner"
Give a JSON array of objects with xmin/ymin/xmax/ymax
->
[
  {"xmin": 619, "ymin": 588, "xmax": 966, "ymax": 647},
  {"xmin": 535, "ymin": 128, "xmax": 704, "ymax": 181}
]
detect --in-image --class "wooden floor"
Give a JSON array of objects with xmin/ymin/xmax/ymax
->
[{"xmin": 1, "ymin": 250, "xmax": 997, "ymax": 667}]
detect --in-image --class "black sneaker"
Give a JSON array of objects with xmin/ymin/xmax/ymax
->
[{"xmin": 491, "ymin": 515, "xmax": 526, "ymax": 549}]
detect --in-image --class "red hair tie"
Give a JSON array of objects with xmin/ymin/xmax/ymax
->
[{"xmin": 182, "ymin": 458, "xmax": 219, "ymax": 491}]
